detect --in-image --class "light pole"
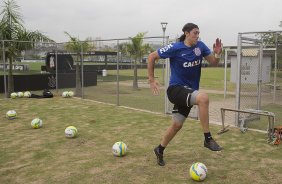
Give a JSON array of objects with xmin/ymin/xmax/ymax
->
[{"xmin": 160, "ymin": 22, "xmax": 168, "ymax": 84}]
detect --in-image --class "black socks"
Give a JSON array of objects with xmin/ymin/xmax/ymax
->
[
  {"xmin": 204, "ymin": 132, "xmax": 213, "ymax": 143},
  {"xmin": 157, "ymin": 133, "xmax": 212, "ymax": 154},
  {"xmin": 158, "ymin": 144, "xmax": 165, "ymax": 154}
]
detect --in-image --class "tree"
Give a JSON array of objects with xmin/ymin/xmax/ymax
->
[
  {"xmin": 64, "ymin": 32, "xmax": 94, "ymax": 96},
  {"xmin": 256, "ymin": 22, "xmax": 282, "ymax": 69},
  {"xmin": 126, "ymin": 32, "xmax": 153, "ymax": 89},
  {"xmin": 0, "ymin": 0, "xmax": 53, "ymax": 96}
]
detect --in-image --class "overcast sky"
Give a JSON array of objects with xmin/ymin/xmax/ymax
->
[{"xmin": 4, "ymin": 0, "xmax": 282, "ymax": 47}]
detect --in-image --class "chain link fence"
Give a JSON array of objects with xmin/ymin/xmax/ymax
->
[
  {"xmin": 82, "ymin": 37, "xmax": 166, "ymax": 113},
  {"xmin": 222, "ymin": 31, "xmax": 282, "ymax": 132},
  {"xmin": 1, "ymin": 33, "xmax": 281, "ymax": 132},
  {"xmin": 0, "ymin": 37, "xmax": 167, "ymax": 114}
]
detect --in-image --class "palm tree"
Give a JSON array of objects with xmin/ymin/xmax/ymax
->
[
  {"xmin": 64, "ymin": 32, "xmax": 94, "ymax": 96},
  {"xmin": 127, "ymin": 32, "xmax": 153, "ymax": 89},
  {"xmin": 0, "ymin": 0, "xmax": 53, "ymax": 97}
]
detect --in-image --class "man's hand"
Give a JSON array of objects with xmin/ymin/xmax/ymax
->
[
  {"xmin": 213, "ymin": 38, "xmax": 222, "ymax": 55},
  {"xmin": 149, "ymin": 79, "xmax": 160, "ymax": 95}
]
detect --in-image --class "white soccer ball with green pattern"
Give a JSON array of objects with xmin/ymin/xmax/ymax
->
[
  {"xmin": 17, "ymin": 92, "xmax": 24, "ymax": 98},
  {"xmin": 190, "ymin": 162, "xmax": 208, "ymax": 181},
  {"xmin": 23, "ymin": 91, "xmax": 31, "ymax": 98},
  {"xmin": 68, "ymin": 91, "xmax": 74, "ymax": 97},
  {"xmin": 62, "ymin": 91, "xmax": 69, "ymax": 98},
  {"xmin": 65, "ymin": 126, "xmax": 78, "ymax": 138},
  {"xmin": 31, "ymin": 118, "xmax": 43, "ymax": 129},
  {"xmin": 10, "ymin": 92, "xmax": 17, "ymax": 99},
  {"xmin": 112, "ymin": 141, "xmax": 127, "ymax": 157},
  {"xmin": 6, "ymin": 110, "xmax": 17, "ymax": 119}
]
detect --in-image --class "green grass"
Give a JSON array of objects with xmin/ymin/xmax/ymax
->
[
  {"xmin": 0, "ymin": 97, "xmax": 282, "ymax": 184},
  {"xmin": 103, "ymin": 67, "xmax": 236, "ymax": 91},
  {"xmin": 201, "ymin": 67, "xmax": 235, "ymax": 91},
  {"xmin": 83, "ymin": 83, "xmax": 165, "ymax": 112},
  {"xmin": 245, "ymin": 103, "xmax": 282, "ymax": 130},
  {"xmin": 0, "ymin": 62, "xmax": 44, "ymax": 75}
]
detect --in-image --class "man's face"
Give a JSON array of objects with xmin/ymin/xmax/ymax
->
[{"xmin": 186, "ymin": 28, "xmax": 200, "ymax": 45}]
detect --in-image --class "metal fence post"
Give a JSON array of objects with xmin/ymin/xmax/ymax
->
[
  {"xmin": 81, "ymin": 44, "xmax": 84, "ymax": 99},
  {"xmin": 2, "ymin": 40, "xmax": 7, "ymax": 98},
  {"xmin": 235, "ymin": 33, "xmax": 242, "ymax": 125},
  {"xmin": 116, "ymin": 40, "xmax": 120, "ymax": 106}
]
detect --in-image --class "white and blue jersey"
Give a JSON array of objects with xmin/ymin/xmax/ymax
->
[{"xmin": 157, "ymin": 41, "xmax": 211, "ymax": 90}]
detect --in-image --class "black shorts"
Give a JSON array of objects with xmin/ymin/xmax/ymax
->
[{"xmin": 167, "ymin": 85, "xmax": 195, "ymax": 118}]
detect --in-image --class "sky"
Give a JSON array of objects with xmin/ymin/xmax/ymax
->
[{"xmin": 3, "ymin": 0, "xmax": 282, "ymax": 47}]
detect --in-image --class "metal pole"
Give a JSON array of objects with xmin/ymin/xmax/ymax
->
[
  {"xmin": 161, "ymin": 22, "xmax": 168, "ymax": 114},
  {"xmin": 257, "ymin": 43, "xmax": 263, "ymax": 110},
  {"xmin": 161, "ymin": 22, "xmax": 168, "ymax": 85},
  {"xmin": 2, "ymin": 40, "xmax": 7, "ymax": 98},
  {"xmin": 164, "ymin": 36, "xmax": 170, "ymax": 114},
  {"xmin": 235, "ymin": 33, "xmax": 242, "ymax": 125},
  {"xmin": 224, "ymin": 49, "xmax": 228, "ymax": 99},
  {"xmin": 55, "ymin": 50, "xmax": 58, "ymax": 94},
  {"xmin": 116, "ymin": 40, "xmax": 120, "ymax": 106},
  {"xmin": 273, "ymin": 32, "xmax": 278, "ymax": 103},
  {"xmin": 162, "ymin": 31, "xmax": 165, "ymax": 85},
  {"xmin": 81, "ymin": 44, "xmax": 84, "ymax": 99}
]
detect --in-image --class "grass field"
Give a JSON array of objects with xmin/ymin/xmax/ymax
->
[
  {"xmin": 104, "ymin": 67, "xmax": 235, "ymax": 91},
  {"xmin": 1, "ymin": 97, "xmax": 282, "ymax": 184}
]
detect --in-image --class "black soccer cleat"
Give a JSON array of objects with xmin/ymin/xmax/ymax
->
[
  {"xmin": 204, "ymin": 139, "xmax": 223, "ymax": 151},
  {"xmin": 154, "ymin": 147, "xmax": 165, "ymax": 166}
]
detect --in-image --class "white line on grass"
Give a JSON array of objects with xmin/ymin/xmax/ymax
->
[{"xmin": 74, "ymin": 97, "xmax": 165, "ymax": 116}]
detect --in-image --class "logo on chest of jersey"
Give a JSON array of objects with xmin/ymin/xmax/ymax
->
[
  {"xmin": 193, "ymin": 47, "xmax": 201, "ymax": 56},
  {"xmin": 183, "ymin": 60, "xmax": 201, "ymax": 68},
  {"xmin": 159, "ymin": 44, "xmax": 173, "ymax": 54}
]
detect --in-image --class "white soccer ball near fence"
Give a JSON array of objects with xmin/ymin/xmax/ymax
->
[
  {"xmin": 23, "ymin": 91, "xmax": 31, "ymax": 98},
  {"xmin": 68, "ymin": 91, "xmax": 74, "ymax": 97},
  {"xmin": 62, "ymin": 91, "xmax": 69, "ymax": 98},
  {"xmin": 10, "ymin": 92, "xmax": 17, "ymax": 99},
  {"xmin": 17, "ymin": 92, "xmax": 24, "ymax": 98}
]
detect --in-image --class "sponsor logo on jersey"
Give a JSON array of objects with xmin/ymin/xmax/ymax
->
[
  {"xmin": 159, "ymin": 44, "xmax": 173, "ymax": 54},
  {"xmin": 183, "ymin": 60, "xmax": 201, "ymax": 68}
]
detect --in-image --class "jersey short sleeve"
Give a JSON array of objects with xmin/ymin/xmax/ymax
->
[
  {"xmin": 200, "ymin": 42, "xmax": 211, "ymax": 57},
  {"xmin": 157, "ymin": 43, "xmax": 176, "ymax": 59}
]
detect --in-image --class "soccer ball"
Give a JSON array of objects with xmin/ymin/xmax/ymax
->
[
  {"xmin": 68, "ymin": 91, "xmax": 74, "ymax": 97},
  {"xmin": 190, "ymin": 162, "xmax": 208, "ymax": 181},
  {"xmin": 6, "ymin": 110, "xmax": 17, "ymax": 119},
  {"xmin": 17, "ymin": 92, "xmax": 24, "ymax": 98},
  {"xmin": 10, "ymin": 92, "xmax": 17, "ymax": 99},
  {"xmin": 112, "ymin": 141, "xmax": 127, "ymax": 157},
  {"xmin": 65, "ymin": 126, "xmax": 78, "ymax": 138},
  {"xmin": 62, "ymin": 91, "xmax": 69, "ymax": 98},
  {"xmin": 23, "ymin": 91, "xmax": 31, "ymax": 98},
  {"xmin": 31, "ymin": 118, "xmax": 43, "ymax": 129}
]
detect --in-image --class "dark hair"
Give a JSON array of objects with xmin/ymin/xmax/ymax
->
[{"xmin": 178, "ymin": 23, "xmax": 199, "ymax": 42}]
